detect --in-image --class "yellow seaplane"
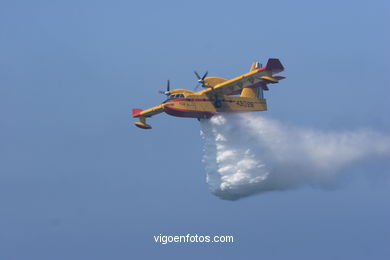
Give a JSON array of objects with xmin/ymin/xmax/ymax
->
[{"xmin": 132, "ymin": 58, "xmax": 285, "ymax": 129}]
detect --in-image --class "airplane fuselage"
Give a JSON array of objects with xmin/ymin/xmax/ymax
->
[{"xmin": 163, "ymin": 94, "xmax": 267, "ymax": 119}]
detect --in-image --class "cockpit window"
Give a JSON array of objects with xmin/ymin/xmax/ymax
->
[{"xmin": 162, "ymin": 94, "xmax": 185, "ymax": 103}]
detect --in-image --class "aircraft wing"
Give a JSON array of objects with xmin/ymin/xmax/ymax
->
[
  {"xmin": 200, "ymin": 58, "xmax": 284, "ymax": 97},
  {"xmin": 132, "ymin": 104, "xmax": 164, "ymax": 118},
  {"xmin": 132, "ymin": 104, "xmax": 165, "ymax": 129}
]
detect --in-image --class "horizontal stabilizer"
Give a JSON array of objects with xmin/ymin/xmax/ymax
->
[
  {"xmin": 265, "ymin": 58, "xmax": 284, "ymax": 74},
  {"xmin": 273, "ymin": 75, "xmax": 286, "ymax": 80},
  {"xmin": 260, "ymin": 76, "xmax": 279, "ymax": 83}
]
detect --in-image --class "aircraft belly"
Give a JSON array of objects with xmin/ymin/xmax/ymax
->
[{"xmin": 163, "ymin": 101, "xmax": 214, "ymax": 118}]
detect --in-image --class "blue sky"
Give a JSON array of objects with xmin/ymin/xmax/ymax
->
[{"xmin": 1, "ymin": 0, "xmax": 389, "ymax": 259}]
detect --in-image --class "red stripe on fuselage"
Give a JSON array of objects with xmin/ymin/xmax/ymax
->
[
  {"xmin": 165, "ymin": 98, "xmax": 210, "ymax": 103},
  {"xmin": 166, "ymin": 98, "xmax": 263, "ymax": 104}
]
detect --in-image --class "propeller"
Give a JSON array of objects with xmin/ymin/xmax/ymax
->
[
  {"xmin": 158, "ymin": 80, "xmax": 171, "ymax": 95},
  {"xmin": 194, "ymin": 70, "xmax": 208, "ymax": 90}
]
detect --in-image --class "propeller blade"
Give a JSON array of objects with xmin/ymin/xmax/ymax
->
[
  {"xmin": 202, "ymin": 71, "xmax": 208, "ymax": 80},
  {"xmin": 194, "ymin": 70, "xmax": 209, "ymax": 89},
  {"xmin": 194, "ymin": 71, "xmax": 201, "ymax": 80},
  {"xmin": 194, "ymin": 83, "xmax": 201, "ymax": 91}
]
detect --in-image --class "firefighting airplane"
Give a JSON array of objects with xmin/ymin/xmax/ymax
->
[{"xmin": 132, "ymin": 58, "xmax": 285, "ymax": 129}]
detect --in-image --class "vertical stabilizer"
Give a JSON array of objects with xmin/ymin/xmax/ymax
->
[{"xmin": 241, "ymin": 62, "xmax": 262, "ymax": 98}]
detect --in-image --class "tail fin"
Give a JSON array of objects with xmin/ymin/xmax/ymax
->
[
  {"xmin": 241, "ymin": 87, "xmax": 264, "ymax": 98},
  {"xmin": 265, "ymin": 58, "xmax": 284, "ymax": 74},
  {"xmin": 241, "ymin": 62, "xmax": 263, "ymax": 98}
]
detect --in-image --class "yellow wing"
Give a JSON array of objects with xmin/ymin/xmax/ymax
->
[
  {"xmin": 200, "ymin": 58, "xmax": 284, "ymax": 97},
  {"xmin": 132, "ymin": 104, "xmax": 165, "ymax": 129},
  {"xmin": 132, "ymin": 104, "xmax": 165, "ymax": 118}
]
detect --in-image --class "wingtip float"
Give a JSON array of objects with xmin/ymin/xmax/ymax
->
[{"xmin": 132, "ymin": 58, "xmax": 285, "ymax": 129}]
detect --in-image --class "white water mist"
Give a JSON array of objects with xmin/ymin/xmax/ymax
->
[{"xmin": 200, "ymin": 114, "xmax": 390, "ymax": 200}]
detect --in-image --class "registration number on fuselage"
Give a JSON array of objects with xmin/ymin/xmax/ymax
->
[{"xmin": 236, "ymin": 101, "xmax": 254, "ymax": 107}]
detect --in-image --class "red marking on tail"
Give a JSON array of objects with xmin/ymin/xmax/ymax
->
[{"xmin": 132, "ymin": 108, "xmax": 143, "ymax": 118}]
